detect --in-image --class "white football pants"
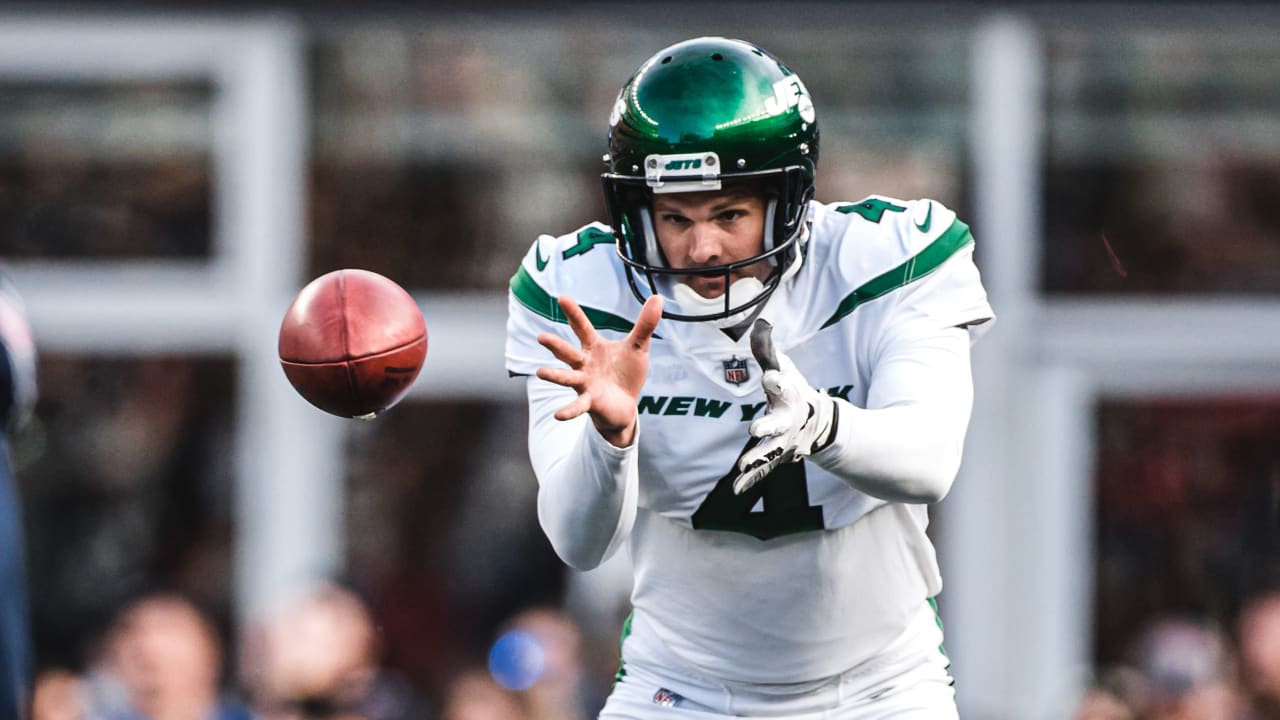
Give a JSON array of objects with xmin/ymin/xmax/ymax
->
[{"xmin": 599, "ymin": 600, "xmax": 957, "ymax": 719}]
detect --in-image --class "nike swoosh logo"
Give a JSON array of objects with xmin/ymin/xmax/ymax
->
[
  {"xmin": 914, "ymin": 201, "xmax": 933, "ymax": 233},
  {"xmin": 535, "ymin": 238, "xmax": 549, "ymax": 271}
]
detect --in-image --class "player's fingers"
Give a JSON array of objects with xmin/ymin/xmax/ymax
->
[
  {"xmin": 558, "ymin": 295, "xmax": 601, "ymax": 348},
  {"xmin": 733, "ymin": 466, "xmax": 771, "ymax": 495},
  {"xmin": 626, "ymin": 295, "xmax": 663, "ymax": 351},
  {"xmin": 536, "ymin": 366, "xmax": 585, "ymax": 390},
  {"xmin": 733, "ymin": 445, "xmax": 784, "ymax": 495},
  {"xmin": 732, "ymin": 453, "xmax": 778, "ymax": 491},
  {"xmin": 537, "ymin": 332, "xmax": 585, "ymax": 368},
  {"xmin": 749, "ymin": 409, "xmax": 795, "ymax": 438},
  {"xmin": 553, "ymin": 391, "xmax": 592, "ymax": 421},
  {"xmin": 738, "ymin": 437, "xmax": 783, "ymax": 474}
]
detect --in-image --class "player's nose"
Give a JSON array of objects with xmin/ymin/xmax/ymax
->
[{"xmin": 687, "ymin": 223, "xmax": 723, "ymax": 264}]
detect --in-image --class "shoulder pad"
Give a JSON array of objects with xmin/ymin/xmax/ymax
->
[{"xmin": 508, "ymin": 222, "xmax": 644, "ymax": 336}]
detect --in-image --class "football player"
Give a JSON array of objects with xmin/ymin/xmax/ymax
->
[{"xmin": 506, "ymin": 36, "xmax": 993, "ymax": 718}]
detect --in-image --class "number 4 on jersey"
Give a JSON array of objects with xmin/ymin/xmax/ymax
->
[{"xmin": 692, "ymin": 437, "xmax": 824, "ymax": 540}]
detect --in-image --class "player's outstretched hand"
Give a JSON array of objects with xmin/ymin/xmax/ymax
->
[
  {"xmin": 733, "ymin": 319, "xmax": 836, "ymax": 494},
  {"xmin": 536, "ymin": 294, "xmax": 663, "ymax": 447}
]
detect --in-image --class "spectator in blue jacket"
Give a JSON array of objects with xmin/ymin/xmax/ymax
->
[{"xmin": 0, "ymin": 270, "xmax": 38, "ymax": 719}]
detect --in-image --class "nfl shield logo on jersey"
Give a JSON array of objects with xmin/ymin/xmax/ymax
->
[
  {"xmin": 723, "ymin": 356, "xmax": 749, "ymax": 385},
  {"xmin": 652, "ymin": 688, "xmax": 684, "ymax": 708}
]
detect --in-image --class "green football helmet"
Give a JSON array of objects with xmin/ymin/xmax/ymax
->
[{"xmin": 602, "ymin": 36, "xmax": 819, "ymax": 324}]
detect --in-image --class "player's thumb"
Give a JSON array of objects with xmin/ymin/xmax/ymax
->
[{"xmin": 628, "ymin": 295, "xmax": 663, "ymax": 351}]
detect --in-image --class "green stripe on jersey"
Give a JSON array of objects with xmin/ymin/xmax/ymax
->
[
  {"xmin": 928, "ymin": 596, "xmax": 952, "ymax": 662},
  {"xmin": 820, "ymin": 218, "xmax": 974, "ymax": 329},
  {"xmin": 509, "ymin": 266, "xmax": 643, "ymax": 335},
  {"xmin": 613, "ymin": 611, "xmax": 634, "ymax": 684}
]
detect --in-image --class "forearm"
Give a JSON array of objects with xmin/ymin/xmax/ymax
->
[
  {"xmin": 811, "ymin": 399, "xmax": 965, "ymax": 503},
  {"xmin": 527, "ymin": 377, "xmax": 639, "ymax": 571},
  {"xmin": 811, "ymin": 327, "xmax": 974, "ymax": 504}
]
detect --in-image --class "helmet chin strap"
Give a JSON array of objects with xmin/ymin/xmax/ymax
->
[{"xmin": 671, "ymin": 276, "xmax": 767, "ymax": 329}]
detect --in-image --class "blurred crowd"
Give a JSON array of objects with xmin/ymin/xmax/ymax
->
[
  {"xmin": 32, "ymin": 581, "xmax": 1280, "ymax": 720},
  {"xmin": 1073, "ymin": 590, "xmax": 1280, "ymax": 720},
  {"xmin": 28, "ymin": 581, "xmax": 607, "ymax": 720}
]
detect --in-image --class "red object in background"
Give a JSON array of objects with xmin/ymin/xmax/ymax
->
[{"xmin": 278, "ymin": 269, "xmax": 427, "ymax": 418}]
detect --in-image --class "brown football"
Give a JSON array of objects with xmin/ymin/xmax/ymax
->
[{"xmin": 278, "ymin": 269, "xmax": 427, "ymax": 418}]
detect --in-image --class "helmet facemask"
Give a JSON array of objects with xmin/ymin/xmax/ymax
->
[{"xmin": 604, "ymin": 165, "xmax": 812, "ymax": 326}]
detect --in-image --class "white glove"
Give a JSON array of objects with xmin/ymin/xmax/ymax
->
[{"xmin": 733, "ymin": 320, "xmax": 836, "ymax": 495}]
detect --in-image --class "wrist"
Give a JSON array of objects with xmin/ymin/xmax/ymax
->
[
  {"xmin": 810, "ymin": 395, "xmax": 839, "ymax": 454},
  {"xmin": 597, "ymin": 417, "xmax": 637, "ymax": 448}
]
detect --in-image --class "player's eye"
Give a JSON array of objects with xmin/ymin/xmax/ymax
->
[
  {"xmin": 718, "ymin": 209, "xmax": 746, "ymax": 222},
  {"xmin": 660, "ymin": 213, "xmax": 691, "ymax": 226}
]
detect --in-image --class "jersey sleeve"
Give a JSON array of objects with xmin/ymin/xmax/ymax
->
[
  {"xmin": 812, "ymin": 325, "xmax": 973, "ymax": 504},
  {"xmin": 884, "ymin": 200, "xmax": 995, "ymax": 343},
  {"xmin": 807, "ymin": 199, "xmax": 992, "ymax": 503},
  {"xmin": 507, "ymin": 230, "xmax": 642, "ymax": 570},
  {"xmin": 526, "ymin": 376, "xmax": 639, "ymax": 571}
]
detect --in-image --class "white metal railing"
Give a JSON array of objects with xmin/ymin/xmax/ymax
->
[
  {"xmin": 0, "ymin": 16, "xmax": 344, "ymax": 624},
  {"xmin": 952, "ymin": 13, "xmax": 1280, "ymax": 720}
]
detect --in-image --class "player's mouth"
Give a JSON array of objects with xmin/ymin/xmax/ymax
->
[{"xmin": 685, "ymin": 274, "xmax": 727, "ymax": 298}]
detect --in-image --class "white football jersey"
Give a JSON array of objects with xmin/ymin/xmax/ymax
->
[{"xmin": 506, "ymin": 196, "xmax": 993, "ymax": 683}]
